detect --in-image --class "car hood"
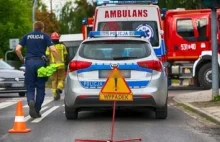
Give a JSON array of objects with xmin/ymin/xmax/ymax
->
[{"xmin": 0, "ymin": 69, "xmax": 24, "ymax": 78}]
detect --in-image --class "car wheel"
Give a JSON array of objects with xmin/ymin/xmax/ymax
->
[
  {"xmin": 65, "ymin": 104, "xmax": 78, "ymax": 120},
  {"xmin": 155, "ymin": 104, "xmax": 167, "ymax": 119},
  {"xmin": 18, "ymin": 92, "xmax": 26, "ymax": 97},
  {"xmin": 198, "ymin": 63, "xmax": 212, "ymax": 89}
]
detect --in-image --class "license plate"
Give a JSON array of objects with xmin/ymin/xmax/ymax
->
[
  {"xmin": 99, "ymin": 70, "xmax": 131, "ymax": 78},
  {"xmin": 12, "ymin": 83, "xmax": 24, "ymax": 87}
]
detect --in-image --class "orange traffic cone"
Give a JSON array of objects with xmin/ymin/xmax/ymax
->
[{"xmin": 8, "ymin": 101, "xmax": 31, "ymax": 133}]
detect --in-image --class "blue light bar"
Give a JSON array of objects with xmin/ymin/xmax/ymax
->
[
  {"xmin": 96, "ymin": 0, "xmax": 158, "ymax": 5},
  {"xmin": 82, "ymin": 17, "xmax": 87, "ymax": 25},
  {"xmin": 89, "ymin": 31, "xmax": 146, "ymax": 38}
]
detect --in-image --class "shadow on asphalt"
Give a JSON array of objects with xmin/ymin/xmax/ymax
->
[
  {"xmin": 168, "ymin": 86, "xmax": 209, "ymax": 90},
  {"xmin": 76, "ymin": 109, "xmax": 157, "ymax": 121},
  {"xmin": 0, "ymin": 95, "xmax": 22, "ymax": 98}
]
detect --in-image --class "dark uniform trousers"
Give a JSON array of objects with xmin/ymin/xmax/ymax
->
[{"xmin": 25, "ymin": 59, "xmax": 48, "ymax": 113}]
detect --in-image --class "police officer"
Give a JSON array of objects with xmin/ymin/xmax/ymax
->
[
  {"xmin": 46, "ymin": 32, "xmax": 67, "ymax": 100},
  {"xmin": 15, "ymin": 21, "xmax": 59, "ymax": 118}
]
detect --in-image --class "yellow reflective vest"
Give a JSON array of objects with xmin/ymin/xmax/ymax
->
[{"xmin": 46, "ymin": 44, "xmax": 67, "ymax": 69}]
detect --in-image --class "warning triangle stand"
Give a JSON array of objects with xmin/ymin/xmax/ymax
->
[{"xmin": 75, "ymin": 67, "xmax": 142, "ymax": 142}]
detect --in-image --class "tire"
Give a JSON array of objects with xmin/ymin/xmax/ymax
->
[
  {"xmin": 198, "ymin": 63, "xmax": 212, "ymax": 89},
  {"xmin": 65, "ymin": 104, "xmax": 78, "ymax": 120},
  {"xmin": 18, "ymin": 92, "xmax": 26, "ymax": 97},
  {"xmin": 155, "ymin": 104, "xmax": 167, "ymax": 119}
]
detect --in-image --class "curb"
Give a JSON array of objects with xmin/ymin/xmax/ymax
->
[{"xmin": 173, "ymin": 97, "xmax": 220, "ymax": 125}]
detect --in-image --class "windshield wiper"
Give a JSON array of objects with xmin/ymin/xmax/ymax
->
[{"xmin": 112, "ymin": 57, "xmax": 138, "ymax": 60}]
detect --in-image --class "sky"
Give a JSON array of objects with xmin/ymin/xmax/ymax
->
[{"xmin": 43, "ymin": 0, "xmax": 70, "ymax": 14}]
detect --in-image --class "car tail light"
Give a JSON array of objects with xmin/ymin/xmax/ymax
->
[
  {"xmin": 68, "ymin": 61, "xmax": 92, "ymax": 72},
  {"xmin": 137, "ymin": 60, "xmax": 162, "ymax": 72}
]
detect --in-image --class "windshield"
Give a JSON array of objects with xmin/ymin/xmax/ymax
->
[
  {"xmin": 79, "ymin": 40, "xmax": 151, "ymax": 60},
  {"xmin": 98, "ymin": 21, "xmax": 159, "ymax": 46},
  {"xmin": 0, "ymin": 60, "xmax": 14, "ymax": 69}
]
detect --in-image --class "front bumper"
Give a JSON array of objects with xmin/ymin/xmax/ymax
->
[
  {"xmin": 0, "ymin": 89, "xmax": 26, "ymax": 93},
  {"xmin": 0, "ymin": 83, "xmax": 26, "ymax": 93}
]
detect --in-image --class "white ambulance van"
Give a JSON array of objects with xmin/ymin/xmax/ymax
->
[{"xmin": 93, "ymin": 0, "xmax": 166, "ymax": 59}]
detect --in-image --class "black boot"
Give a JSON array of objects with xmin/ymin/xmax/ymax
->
[
  {"xmin": 36, "ymin": 112, "xmax": 41, "ymax": 118},
  {"xmin": 54, "ymin": 89, "xmax": 61, "ymax": 100},
  {"xmin": 29, "ymin": 100, "xmax": 38, "ymax": 118}
]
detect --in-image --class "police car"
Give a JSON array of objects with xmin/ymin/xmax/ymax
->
[{"xmin": 64, "ymin": 31, "xmax": 168, "ymax": 120}]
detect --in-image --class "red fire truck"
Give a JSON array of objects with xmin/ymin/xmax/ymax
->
[
  {"xmin": 82, "ymin": 17, "xmax": 94, "ymax": 40},
  {"xmin": 81, "ymin": 6, "xmax": 220, "ymax": 89},
  {"xmin": 162, "ymin": 9, "xmax": 220, "ymax": 89}
]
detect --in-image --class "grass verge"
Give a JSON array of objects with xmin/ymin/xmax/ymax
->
[{"xmin": 177, "ymin": 103, "xmax": 220, "ymax": 125}]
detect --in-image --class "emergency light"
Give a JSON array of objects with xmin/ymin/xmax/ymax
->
[
  {"xmin": 96, "ymin": 0, "xmax": 158, "ymax": 5},
  {"xmin": 89, "ymin": 31, "xmax": 146, "ymax": 38},
  {"xmin": 82, "ymin": 18, "xmax": 87, "ymax": 25}
]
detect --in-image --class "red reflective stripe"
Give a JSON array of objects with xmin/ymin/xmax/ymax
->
[
  {"xmin": 78, "ymin": 95, "xmax": 88, "ymax": 99},
  {"xmin": 140, "ymin": 95, "xmax": 152, "ymax": 98}
]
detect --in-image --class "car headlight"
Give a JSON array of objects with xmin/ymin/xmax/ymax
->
[{"xmin": 0, "ymin": 78, "xmax": 5, "ymax": 81}]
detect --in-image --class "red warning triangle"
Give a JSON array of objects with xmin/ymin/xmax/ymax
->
[{"xmin": 99, "ymin": 68, "xmax": 133, "ymax": 101}]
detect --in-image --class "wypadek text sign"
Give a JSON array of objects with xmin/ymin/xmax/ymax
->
[{"xmin": 99, "ymin": 68, "xmax": 133, "ymax": 101}]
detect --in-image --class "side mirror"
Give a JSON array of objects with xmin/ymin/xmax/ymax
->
[
  {"xmin": 163, "ymin": 62, "xmax": 170, "ymax": 68},
  {"xmin": 19, "ymin": 66, "xmax": 25, "ymax": 71}
]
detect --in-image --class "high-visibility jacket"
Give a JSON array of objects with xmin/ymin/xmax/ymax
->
[{"xmin": 46, "ymin": 43, "xmax": 67, "ymax": 69}]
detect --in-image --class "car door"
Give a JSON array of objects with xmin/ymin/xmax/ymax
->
[{"xmin": 171, "ymin": 17, "xmax": 198, "ymax": 60}]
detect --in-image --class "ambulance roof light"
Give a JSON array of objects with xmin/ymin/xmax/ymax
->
[
  {"xmin": 89, "ymin": 31, "xmax": 147, "ymax": 38},
  {"xmin": 96, "ymin": 0, "xmax": 158, "ymax": 6},
  {"xmin": 82, "ymin": 17, "xmax": 87, "ymax": 25}
]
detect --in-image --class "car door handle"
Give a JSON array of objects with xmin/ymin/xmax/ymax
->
[{"xmin": 174, "ymin": 45, "xmax": 178, "ymax": 51}]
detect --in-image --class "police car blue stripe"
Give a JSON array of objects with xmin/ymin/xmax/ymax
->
[
  {"xmin": 161, "ymin": 39, "xmax": 166, "ymax": 55},
  {"xmin": 80, "ymin": 80, "xmax": 149, "ymax": 89},
  {"xmin": 77, "ymin": 63, "xmax": 152, "ymax": 74},
  {"xmin": 153, "ymin": 39, "xmax": 166, "ymax": 57}
]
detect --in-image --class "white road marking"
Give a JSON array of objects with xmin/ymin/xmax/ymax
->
[
  {"xmin": 24, "ymin": 106, "xmax": 49, "ymax": 122},
  {"xmin": 62, "ymin": 104, "xmax": 64, "ymax": 107},
  {"xmin": 0, "ymin": 102, "xmax": 17, "ymax": 109},
  {"xmin": 23, "ymin": 98, "xmax": 53, "ymax": 108},
  {"xmin": 9, "ymin": 99, "xmax": 23, "ymax": 102},
  {"xmin": 31, "ymin": 106, "xmax": 59, "ymax": 123}
]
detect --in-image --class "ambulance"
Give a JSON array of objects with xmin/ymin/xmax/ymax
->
[{"xmin": 93, "ymin": 0, "xmax": 166, "ymax": 61}]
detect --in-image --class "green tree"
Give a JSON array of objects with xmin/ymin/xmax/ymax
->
[
  {"xmin": 35, "ymin": 0, "xmax": 60, "ymax": 35},
  {"xmin": 59, "ymin": 1, "xmax": 75, "ymax": 34},
  {"xmin": 36, "ymin": 10, "xmax": 60, "ymax": 35},
  {"xmin": 59, "ymin": 0, "xmax": 96, "ymax": 34},
  {"xmin": 0, "ymin": 0, "xmax": 32, "ymax": 59},
  {"xmin": 158, "ymin": 0, "xmax": 202, "ymax": 9},
  {"xmin": 72, "ymin": 0, "xmax": 96, "ymax": 33},
  {"xmin": 37, "ymin": 0, "xmax": 47, "ymax": 11}
]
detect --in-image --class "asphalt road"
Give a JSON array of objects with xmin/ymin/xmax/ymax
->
[{"xmin": 0, "ymin": 89, "xmax": 220, "ymax": 142}]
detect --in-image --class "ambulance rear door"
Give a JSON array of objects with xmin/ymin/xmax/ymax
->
[{"xmin": 94, "ymin": 5, "xmax": 165, "ymax": 59}]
